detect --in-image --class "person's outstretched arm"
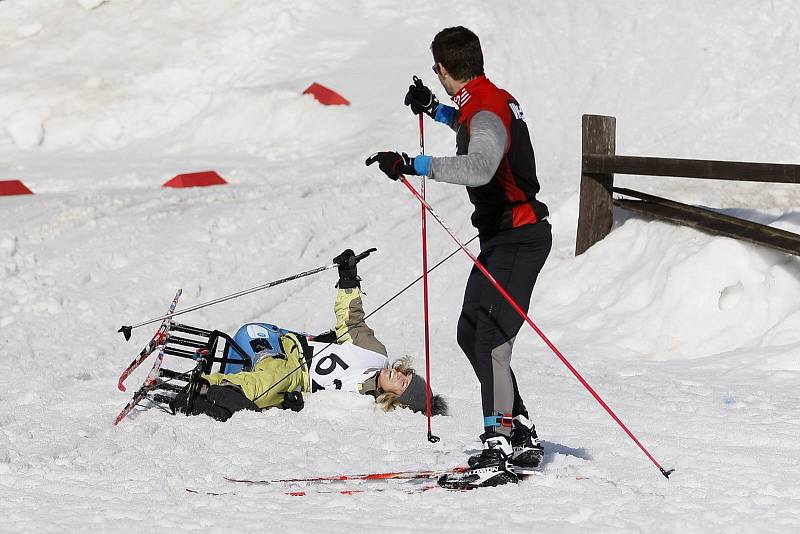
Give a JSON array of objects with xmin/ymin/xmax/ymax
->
[
  {"xmin": 332, "ymin": 249, "xmax": 388, "ymax": 356},
  {"xmin": 334, "ymin": 287, "xmax": 388, "ymax": 356}
]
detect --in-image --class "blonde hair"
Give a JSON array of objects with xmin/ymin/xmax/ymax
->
[{"xmin": 374, "ymin": 356, "xmax": 415, "ymax": 412}]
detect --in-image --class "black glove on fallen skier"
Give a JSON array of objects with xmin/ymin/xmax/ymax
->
[
  {"xmin": 282, "ymin": 391, "xmax": 304, "ymax": 412},
  {"xmin": 404, "ymin": 77, "xmax": 439, "ymax": 118},
  {"xmin": 365, "ymin": 151, "xmax": 417, "ymax": 181},
  {"xmin": 333, "ymin": 248, "xmax": 360, "ymax": 289},
  {"xmin": 172, "ymin": 381, "xmax": 259, "ymax": 422}
]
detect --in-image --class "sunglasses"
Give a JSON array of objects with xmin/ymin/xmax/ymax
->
[{"xmin": 432, "ymin": 63, "xmax": 441, "ymax": 75}]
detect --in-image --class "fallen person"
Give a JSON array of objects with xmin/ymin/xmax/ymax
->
[{"xmin": 170, "ymin": 249, "xmax": 448, "ymax": 421}]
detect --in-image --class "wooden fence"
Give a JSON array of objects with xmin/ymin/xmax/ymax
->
[{"xmin": 575, "ymin": 114, "xmax": 800, "ymax": 256}]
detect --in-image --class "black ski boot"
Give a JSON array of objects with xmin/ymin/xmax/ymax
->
[
  {"xmin": 509, "ymin": 414, "xmax": 544, "ymax": 473},
  {"xmin": 439, "ymin": 433, "xmax": 518, "ymax": 489}
]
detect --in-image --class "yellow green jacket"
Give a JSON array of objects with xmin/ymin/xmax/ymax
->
[{"xmin": 202, "ymin": 288, "xmax": 384, "ymax": 410}]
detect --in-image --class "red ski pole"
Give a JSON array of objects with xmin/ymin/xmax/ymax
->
[
  {"xmin": 418, "ymin": 114, "xmax": 438, "ymax": 443},
  {"xmin": 399, "ymin": 177, "xmax": 674, "ymax": 479}
]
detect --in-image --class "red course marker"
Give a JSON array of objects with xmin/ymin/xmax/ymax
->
[
  {"xmin": 303, "ymin": 83, "xmax": 350, "ymax": 106},
  {"xmin": 162, "ymin": 171, "xmax": 227, "ymax": 188},
  {"xmin": 0, "ymin": 180, "xmax": 33, "ymax": 196}
]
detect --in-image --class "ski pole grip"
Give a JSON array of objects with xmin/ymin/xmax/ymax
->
[{"xmin": 355, "ymin": 247, "xmax": 377, "ymax": 263}]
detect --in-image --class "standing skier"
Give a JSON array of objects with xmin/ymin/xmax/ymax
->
[{"xmin": 366, "ymin": 26, "xmax": 551, "ymax": 487}]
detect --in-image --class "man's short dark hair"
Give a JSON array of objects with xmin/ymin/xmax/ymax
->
[{"xmin": 430, "ymin": 26, "xmax": 484, "ymax": 81}]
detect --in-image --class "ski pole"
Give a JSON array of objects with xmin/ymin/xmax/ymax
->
[
  {"xmin": 118, "ymin": 248, "xmax": 377, "ymax": 341},
  {"xmin": 418, "ymin": 112, "xmax": 438, "ymax": 443},
  {"xmin": 399, "ymin": 177, "xmax": 674, "ymax": 479}
]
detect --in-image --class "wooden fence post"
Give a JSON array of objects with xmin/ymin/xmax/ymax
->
[{"xmin": 576, "ymin": 115, "xmax": 616, "ymax": 255}]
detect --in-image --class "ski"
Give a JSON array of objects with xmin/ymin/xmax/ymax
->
[
  {"xmin": 117, "ymin": 289, "xmax": 183, "ymax": 392},
  {"xmin": 223, "ymin": 465, "xmax": 543, "ymax": 487},
  {"xmin": 284, "ymin": 485, "xmax": 438, "ymax": 496},
  {"xmin": 224, "ymin": 466, "xmax": 470, "ymax": 485},
  {"xmin": 113, "ymin": 289, "xmax": 182, "ymax": 426},
  {"xmin": 112, "ymin": 342, "xmax": 170, "ymax": 425},
  {"xmin": 112, "ymin": 383, "xmax": 150, "ymax": 426},
  {"xmin": 205, "ymin": 467, "xmax": 548, "ymax": 497},
  {"xmin": 187, "ymin": 485, "xmax": 438, "ymax": 497}
]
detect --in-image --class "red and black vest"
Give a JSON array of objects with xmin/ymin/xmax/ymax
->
[{"xmin": 453, "ymin": 75, "xmax": 548, "ymax": 237}]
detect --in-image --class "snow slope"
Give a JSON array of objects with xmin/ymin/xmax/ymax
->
[{"xmin": 1, "ymin": 1, "xmax": 799, "ymax": 532}]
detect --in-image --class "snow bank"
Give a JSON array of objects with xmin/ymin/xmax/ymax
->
[{"xmin": 540, "ymin": 219, "xmax": 800, "ymax": 362}]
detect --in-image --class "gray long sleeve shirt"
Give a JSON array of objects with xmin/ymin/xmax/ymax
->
[{"xmin": 429, "ymin": 110, "xmax": 508, "ymax": 187}]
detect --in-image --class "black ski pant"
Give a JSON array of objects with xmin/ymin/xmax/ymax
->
[{"xmin": 456, "ymin": 220, "xmax": 551, "ymax": 438}]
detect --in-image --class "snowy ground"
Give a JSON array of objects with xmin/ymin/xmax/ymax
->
[{"xmin": 2, "ymin": 1, "xmax": 800, "ymax": 532}]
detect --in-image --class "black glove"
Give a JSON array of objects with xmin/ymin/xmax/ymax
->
[
  {"xmin": 172, "ymin": 382, "xmax": 259, "ymax": 422},
  {"xmin": 282, "ymin": 391, "xmax": 304, "ymax": 412},
  {"xmin": 333, "ymin": 248, "xmax": 360, "ymax": 289},
  {"xmin": 311, "ymin": 329, "xmax": 338, "ymax": 343},
  {"xmin": 365, "ymin": 151, "xmax": 417, "ymax": 181},
  {"xmin": 170, "ymin": 376, "xmax": 209, "ymax": 415},
  {"xmin": 404, "ymin": 77, "xmax": 439, "ymax": 118}
]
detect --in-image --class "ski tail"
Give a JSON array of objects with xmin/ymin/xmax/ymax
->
[
  {"xmin": 112, "ymin": 349, "xmax": 167, "ymax": 426},
  {"xmin": 117, "ymin": 289, "xmax": 182, "ymax": 392},
  {"xmin": 112, "ymin": 387, "xmax": 148, "ymax": 426},
  {"xmin": 113, "ymin": 289, "xmax": 182, "ymax": 425}
]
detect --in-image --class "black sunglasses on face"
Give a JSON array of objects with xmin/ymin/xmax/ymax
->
[{"xmin": 432, "ymin": 63, "xmax": 440, "ymax": 74}]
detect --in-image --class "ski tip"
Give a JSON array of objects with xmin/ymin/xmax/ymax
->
[
  {"xmin": 117, "ymin": 381, "xmax": 127, "ymax": 393},
  {"xmin": 660, "ymin": 467, "xmax": 675, "ymax": 479},
  {"xmin": 119, "ymin": 326, "xmax": 132, "ymax": 341}
]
